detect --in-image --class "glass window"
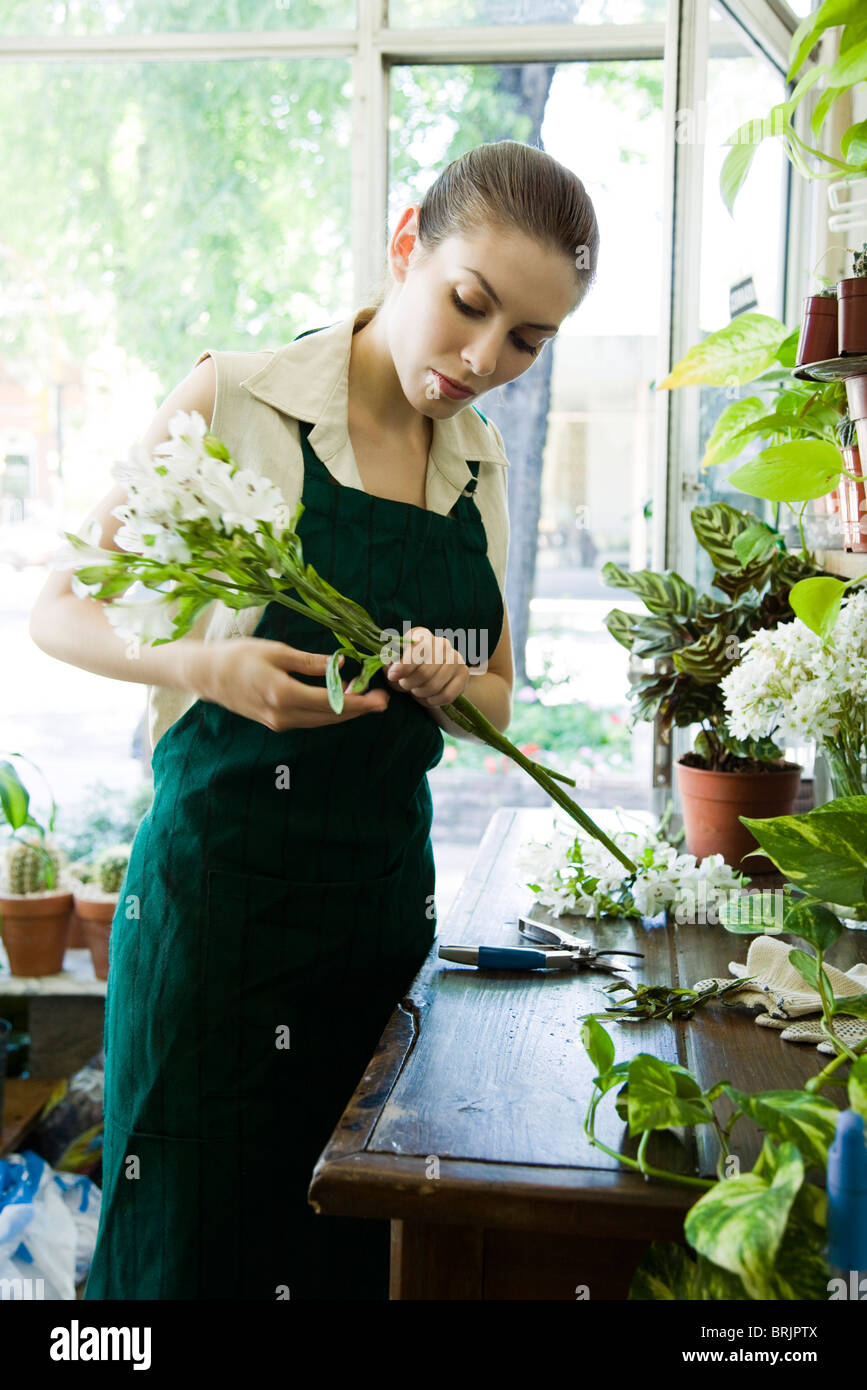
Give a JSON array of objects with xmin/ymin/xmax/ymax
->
[
  {"xmin": 0, "ymin": 0, "xmax": 355, "ymax": 36},
  {"xmin": 389, "ymin": 0, "xmax": 667, "ymax": 27},
  {"xmin": 0, "ymin": 55, "xmax": 352, "ymax": 817},
  {"xmin": 390, "ymin": 61, "xmax": 664, "ymax": 819},
  {"xmin": 692, "ymin": 4, "xmax": 789, "ymax": 594}
]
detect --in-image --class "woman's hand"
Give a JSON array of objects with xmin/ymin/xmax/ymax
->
[
  {"xmin": 188, "ymin": 637, "xmax": 390, "ymax": 731},
  {"xmin": 385, "ymin": 627, "xmax": 471, "ymax": 709}
]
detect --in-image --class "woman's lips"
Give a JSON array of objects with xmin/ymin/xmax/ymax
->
[{"xmin": 430, "ymin": 369, "xmax": 475, "ymax": 400}]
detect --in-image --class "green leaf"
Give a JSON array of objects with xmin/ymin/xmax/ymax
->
[
  {"xmin": 824, "ymin": 35, "xmax": 867, "ymax": 90},
  {"xmin": 720, "ymin": 139, "xmax": 759, "ymax": 217},
  {"xmin": 718, "ymin": 893, "xmax": 785, "ymax": 934},
  {"xmin": 673, "ymin": 624, "xmax": 733, "ymax": 683},
  {"xmin": 0, "ymin": 761, "xmax": 30, "ymax": 832},
  {"xmin": 724, "ymin": 1088, "xmax": 838, "ymax": 1169},
  {"xmin": 684, "ymin": 1142, "xmax": 805, "ymax": 1299},
  {"xmin": 784, "ymin": 900, "xmax": 843, "ymax": 952},
  {"xmin": 629, "ymin": 615, "xmax": 688, "ymax": 659},
  {"xmin": 832, "ymin": 992, "xmax": 867, "ymax": 1018},
  {"xmin": 728, "ymin": 440, "xmax": 842, "ymax": 502},
  {"xmin": 774, "ymin": 329, "xmax": 801, "ymax": 368},
  {"xmin": 701, "ymin": 396, "xmax": 768, "ymax": 469},
  {"xmin": 628, "ymin": 1242, "xmax": 699, "ymax": 1300},
  {"xmin": 788, "ymin": 575, "xmax": 848, "ymax": 638},
  {"xmin": 580, "ymin": 1016, "xmax": 615, "ymax": 1078},
  {"xmin": 740, "ymin": 799, "xmax": 867, "ymax": 907},
  {"xmin": 841, "ymin": 117, "xmax": 867, "ymax": 166},
  {"xmin": 601, "ymin": 562, "xmax": 697, "ymax": 618},
  {"xmin": 787, "ymin": 0, "xmax": 854, "ymax": 80},
  {"xmin": 731, "ymin": 523, "xmax": 779, "ymax": 567},
  {"xmin": 787, "ymin": 947, "xmax": 836, "ymax": 1001},
  {"xmin": 603, "ymin": 607, "xmax": 639, "ymax": 651},
  {"xmin": 624, "ymin": 1054, "xmax": 713, "ymax": 1135},
  {"xmin": 591, "ymin": 1059, "xmax": 631, "ymax": 1097},
  {"xmin": 849, "ymin": 1056, "xmax": 867, "ymax": 1120},
  {"xmin": 325, "ymin": 649, "xmax": 345, "ymax": 714},
  {"xmin": 657, "ymin": 313, "xmax": 788, "ymax": 389}
]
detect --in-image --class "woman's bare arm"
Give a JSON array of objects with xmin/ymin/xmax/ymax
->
[
  {"xmin": 27, "ymin": 355, "xmax": 391, "ymax": 730},
  {"xmin": 28, "ymin": 356, "xmax": 218, "ymax": 692}
]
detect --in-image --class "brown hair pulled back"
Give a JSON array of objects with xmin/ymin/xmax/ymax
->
[{"xmin": 354, "ymin": 139, "xmax": 599, "ymax": 330}]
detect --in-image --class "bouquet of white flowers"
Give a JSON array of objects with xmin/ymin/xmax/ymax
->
[
  {"xmin": 55, "ymin": 410, "xmax": 639, "ymax": 871},
  {"xmin": 720, "ymin": 587, "xmax": 867, "ymax": 798},
  {"xmin": 515, "ymin": 811, "xmax": 746, "ymax": 922}
]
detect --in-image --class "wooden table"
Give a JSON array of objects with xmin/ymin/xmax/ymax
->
[{"xmin": 308, "ymin": 807, "xmax": 865, "ymax": 1300}]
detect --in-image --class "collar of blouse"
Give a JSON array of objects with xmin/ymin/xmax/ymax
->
[{"xmin": 238, "ymin": 310, "xmax": 510, "ymax": 507}]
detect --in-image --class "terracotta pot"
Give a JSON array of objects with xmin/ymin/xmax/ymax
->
[
  {"xmin": 73, "ymin": 896, "xmax": 117, "ymax": 981},
  {"xmin": 0, "ymin": 892, "xmax": 73, "ymax": 976},
  {"xmin": 838, "ymin": 443, "xmax": 867, "ymax": 552},
  {"xmin": 677, "ymin": 761, "xmax": 803, "ymax": 874},
  {"xmin": 796, "ymin": 294, "xmax": 839, "ymax": 366},
  {"xmin": 838, "ymin": 278, "xmax": 867, "ymax": 355},
  {"xmin": 67, "ymin": 909, "xmax": 87, "ymax": 948}
]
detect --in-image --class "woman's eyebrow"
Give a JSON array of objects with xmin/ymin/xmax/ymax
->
[{"xmin": 459, "ymin": 266, "xmax": 559, "ymax": 333}]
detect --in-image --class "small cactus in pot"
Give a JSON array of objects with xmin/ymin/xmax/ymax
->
[
  {"xmin": 838, "ymin": 241, "xmax": 867, "ymax": 355},
  {"xmin": 0, "ymin": 756, "xmax": 73, "ymax": 977},
  {"xmin": 96, "ymin": 845, "xmax": 131, "ymax": 896},
  {"xmin": 73, "ymin": 842, "xmax": 132, "ymax": 980},
  {"xmin": 6, "ymin": 838, "xmax": 63, "ymax": 895}
]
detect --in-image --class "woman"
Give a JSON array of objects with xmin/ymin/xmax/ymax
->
[{"xmin": 29, "ymin": 139, "xmax": 598, "ymax": 1300}]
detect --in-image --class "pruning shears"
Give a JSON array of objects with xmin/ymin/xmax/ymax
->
[
  {"xmin": 516, "ymin": 915, "xmax": 644, "ymax": 976},
  {"xmin": 438, "ymin": 917, "xmax": 644, "ymax": 977}
]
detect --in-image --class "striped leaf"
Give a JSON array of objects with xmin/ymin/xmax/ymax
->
[{"xmin": 601, "ymin": 561, "xmax": 697, "ymax": 618}]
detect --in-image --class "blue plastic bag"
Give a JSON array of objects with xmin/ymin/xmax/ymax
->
[{"xmin": 0, "ymin": 1149, "xmax": 101, "ymax": 1299}]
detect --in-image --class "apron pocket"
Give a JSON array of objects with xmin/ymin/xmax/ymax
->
[{"xmin": 200, "ymin": 863, "xmax": 418, "ymax": 1143}]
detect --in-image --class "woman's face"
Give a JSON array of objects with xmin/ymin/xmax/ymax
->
[{"xmin": 386, "ymin": 211, "xmax": 582, "ymax": 416}]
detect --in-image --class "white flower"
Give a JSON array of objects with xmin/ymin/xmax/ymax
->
[
  {"xmin": 516, "ymin": 814, "xmax": 744, "ymax": 923},
  {"xmin": 104, "ymin": 582, "xmax": 181, "ymax": 643},
  {"xmin": 721, "ymin": 592, "xmax": 867, "ymax": 753}
]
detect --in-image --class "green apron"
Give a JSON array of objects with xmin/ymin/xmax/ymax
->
[{"xmin": 84, "ymin": 327, "xmax": 504, "ymax": 1300}]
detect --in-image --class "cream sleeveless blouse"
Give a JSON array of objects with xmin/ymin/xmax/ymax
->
[{"xmin": 145, "ymin": 307, "xmax": 512, "ymax": 753}]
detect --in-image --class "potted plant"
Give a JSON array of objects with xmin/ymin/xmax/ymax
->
[
  {"xmin": 0, "ymin": 757, "xmax": 73, "ymax": 977},
  {"xmin": 603, "ymin": 502, "xmax": 829, "ymax": 871},
  {"xmin": 838, "ymin": 241, "xmax": 867, "ymax": 357},
  {"xmin": 796, "ymin": 282, "xmax": 838, "ymax": 368},
  {"xmin": 70, "ymin": 843, "xmax": 131, "ymax": 980},
  {"xmin": 721, "ymin": 586, "xmax": 867, "ymax": 805}
]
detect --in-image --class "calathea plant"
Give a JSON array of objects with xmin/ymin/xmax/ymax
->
[{"xmin": 603, "ymin": 501, "xmax": 827, "ymax": 772}]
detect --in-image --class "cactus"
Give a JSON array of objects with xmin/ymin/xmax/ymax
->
[
  {"xmin": 816, "ymin": 285, "xmax": 837, "ymax": 298},
  {"xmin": 853, "ymin": 242, "xmax": 867, "ymax": 278},
  {"xmin": 6, "ymin": 838, "xmax": 62, "ymax": 893},
  {"xmin": 96, "ymin": 844, "xmax": 131, "ymax": 895}
]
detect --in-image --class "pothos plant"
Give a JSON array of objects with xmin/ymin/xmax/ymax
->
[
  {"xmin": 720, "ymin": 0, "xmax": 867, "ymax": 213},
  {"xmin": 603, "ymin": 500, "xmax": 828, "ymax": 772},
  {"xmin": 579, "ymin": 795, "xmax": 867, "ymax": 1300},
  {"xmin": 658, "ymin": 310, "xmax": 853, "ymax": 556}
]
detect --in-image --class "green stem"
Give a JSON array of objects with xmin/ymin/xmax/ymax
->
[{"xmin": 805, "ymin": 1032, "xmax": 867, "ymax": 1093}]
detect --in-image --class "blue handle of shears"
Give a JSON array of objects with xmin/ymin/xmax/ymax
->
[{"xmin": 477, "ymin": 945, "xmax": 550, "ymax": 970}]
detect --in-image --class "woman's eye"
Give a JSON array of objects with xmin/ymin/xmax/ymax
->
[{"xmin": 450, "ymin": 289, "xmax": 540, "ymax": 358}]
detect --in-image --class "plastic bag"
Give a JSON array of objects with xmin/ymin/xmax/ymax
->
[{"xmin": 0, "ymin": 1149, "xmax": 101, "ymax": 1299}]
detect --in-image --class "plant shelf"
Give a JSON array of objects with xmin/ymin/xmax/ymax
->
[{"xmin": 793, "ymin": 353, "xmax": 867, "ymax": 382}]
